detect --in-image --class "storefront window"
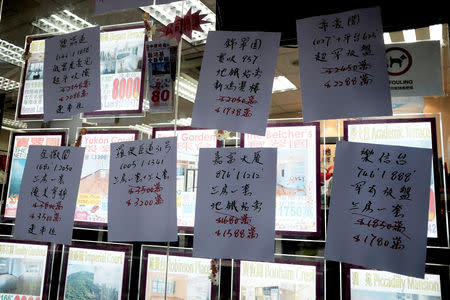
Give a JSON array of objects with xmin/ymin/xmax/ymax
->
[{"xmin": 0, "ymin": 1, "xmax": 448, "ymax": 299}]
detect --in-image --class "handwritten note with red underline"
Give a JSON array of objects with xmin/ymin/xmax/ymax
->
[
  {"xmin": 296, "ymin": 7, "xmax": 392, "ymax": 121},
  {"xmin": 325, "ymin": 141, "xmax": 431, "ymax": 278},
  {"xmin": 14, "ymin": 146, "xmax": 85, "ymax": 245},
  {"xmin": 43, "ymin": 26, "xmax": 101, "ymax": 121},
  {"xmin": 193, "ymin": 148, "xmax": 277, "ymax": 262},
  {"xmin": 191, "ymin": 31, "xmax": 280, "ymax": 136},
  {"xmin": 108, "ymin": 137, "xmax": 177, "ymax": 242}
]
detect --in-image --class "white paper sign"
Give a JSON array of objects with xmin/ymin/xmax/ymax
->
[
  {"xmin": 191, "ymin": 31, "xmax": 281, "ymax": 136},
  {"xmin": 43, "ymin": 26, "xmax": 101, "ymax": 121},
  {"xmin": 325, "ymin": 141, "xmax": 432, "ymax": 278},
  {"xmin": 346, "ymin": 119, "xmax": 438, "ymax": 238},
  {"xmin": 387, "ymin": 41, "xmax": 443, "ymax": 97},
  {"xmin": 95, "ymin": 0, "xmax": 151, "ymax": 14},
  {"xmin": 108, "ymin": 137, "xmax": 178, "ymax": 242},
  {"xmin": 296, "ymin": 7, "xmax": 392, "ymax": 121},
  {"xmin": 14, "ymin": 146, "xmax": 85, "ymax": 245},
  {"xmin": 193, "ymin": 148, "xmax": 277, "ymax": 262}
]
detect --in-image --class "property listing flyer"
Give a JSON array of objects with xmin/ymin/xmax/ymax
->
[
  {"xmin": 145, "ymin": 41, "xmax": 173, "ymax": 113},
  {"xmin": 20, "ymin": 39, "xmax": 45, "ymax": 116},
  {"xmin": 19, "ymin": 27, "xmax": 145, "ymax": 118},
  {"xmin": 154, "ymin": 128, "xmax": 217, "ymax": 228},
  {"xmin": 238, "ymin": 260, "xmax": 317, "ymax": 300},
  {"xmin": 5, "ymin": 133, "xmax": 64, "ymax": 218},
  {"xmin": 61, "ymin": 246, "xmax": 127, "ymax": 300},
  {"xmin": 96, "ymin": 28, "xmax": 145, "ymax": 113},
  {"xmin": 0, "ymin": 240, "xmax": 49, "ymax": 300},
  {"xmin": 350, "ymin": 268, "xmax": 442, "ymax": 299},
  {"xmin": 244, "ymin": 124, "xmax": 319, "ymax": 234},
  {"xmin": 144, "ymin": 253, "xmax": 213, "ymax": 300},
  {"xmin": 75, "ymin": 131, "xmax": 137, "ymax": 224}
]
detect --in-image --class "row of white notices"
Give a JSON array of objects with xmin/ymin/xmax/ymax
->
[
  {"xmin": 37, "ymin": 7, "xmax": 442, "ymax": 137},
  {"xmin": 12, "ymin": 137, "xmax": 432, "ymax": 279}
]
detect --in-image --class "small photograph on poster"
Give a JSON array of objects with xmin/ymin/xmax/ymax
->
[
  {"xmin": 25, "ymin": 59, "xmax": 44, "ymax": 81},
  {"xmin": 236, "ymin": 259, "xmax": 320, "ymax": 300},
  {"xmin": 20, "ymin": 39, "xmax": 45, "ymax": 117},
  {"xmin": 100, "ymin": 33, "xmax": 143, "ymax": 75},
  {"xmin": 2, "ymin": 131, "xmax": 65, "ymax": 219},
  {"xmin": 343, "ymin": 264, "xmax": 446, "ymax": 300},
  {"xmin": 75, "ymin": 130, "xmax": 138, "ymax": 225},
  {"xmin": 140, "ymin": 248, "xmax": 217, "ymax": 300},
  {"xmin": 0, "ymin": 239, "xmax": 51, "ymax": 300},
  {"xmin": 153, "ymin": 127, "xmax": 217, "ymax": 229},
  {"xmin": 145, "ymin": 41, "xmax": 175, "ymax": 113},
  {"xmin": 58, "ymin": 243, "xmax": 131, "ymax": 300},
  {"xmin": 243, "ymin": 123, "xmax": 321, "ymax": 236},
  {"xmin": 320, "ymin": 143, "xmax": 336, "ymax": 198}
]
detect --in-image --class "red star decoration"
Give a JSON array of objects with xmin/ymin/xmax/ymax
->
[{"xmin": 157, "ymin": 8, "xmax": 211, "ymax": 43}]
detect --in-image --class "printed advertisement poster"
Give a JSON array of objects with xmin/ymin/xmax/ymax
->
[
  {"xmin": 5, "ymin": 133, "xmax": 64, "ymax": 218},
  {"xmin": 61, "ymin": 246, "xmax": 126, "ymax": 300},
  {"xmin": 19, "ymin": 27, "xmax": 145, "ymax": 118},
  {"xmin": 20, "ymin": 39, "xmax": 45, "ymax": 116},
  {"xmin": 0, "ymin": 241, "xmax": 49, "ymax": 300},
  {"xmin": 96, "ymin": 28, "xmax": 145, "ymax": 113},
  {"xmin": 345, "ymin": 120, "xmax": 438, "ymax": 238},
  {"xmin": 238, "ymin": 260, "xmax": 317, "ymax": 300},
  {"xmin": 244, "ymin": 125, "xmax": 319, "ymax": 234},
  {"xmin": 350, "ymin": 268, "xmax": 441, "ymax": 299},
  {"xmin": 154, "ymin": 129, "xmax": 217, "ymax": 228},
  {"xmin": 145, "ymin": 41, "xmax": 173, "ymax": 113},
  {"xmin": 144, "ymin": 253, "xmax": 213, "ymax": 300},
  {"xmin": 75, "ymin": 132, "xmax": 137, "ymax": 224}
]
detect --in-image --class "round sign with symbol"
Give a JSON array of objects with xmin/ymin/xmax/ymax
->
[{"xmin": 386, "ymin": 47, "xmax": 413, "ymax": 76}]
